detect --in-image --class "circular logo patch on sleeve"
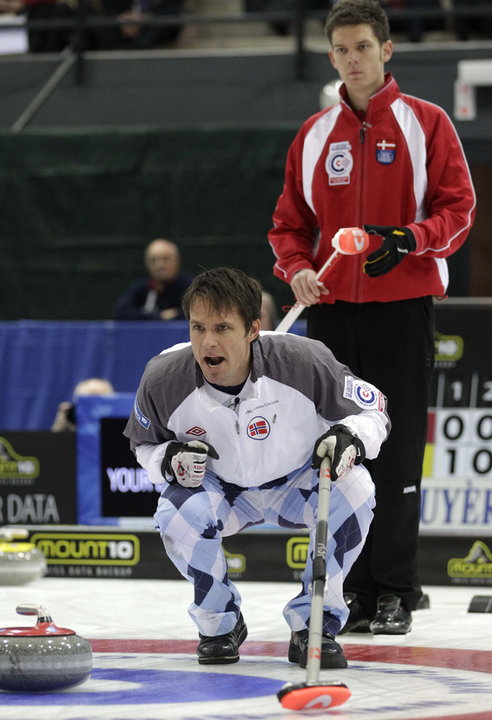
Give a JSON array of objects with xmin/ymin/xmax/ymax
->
[{"xmin": 343, "ymin": 377, "xmax": 385, "ymax": 411}]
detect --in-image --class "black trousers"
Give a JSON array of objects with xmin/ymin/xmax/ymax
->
[{"xmin": 308, "ymin": 297, "xmax": 435, "ymax": 614}]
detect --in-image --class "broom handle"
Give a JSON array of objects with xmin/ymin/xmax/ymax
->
[
  {"xmin": 306, "ymin": 456, "xmax": 332, "ymax": 685},
  {"xmin": 275, "ymin": 251, "xmax": 339, "ymax": 333}
]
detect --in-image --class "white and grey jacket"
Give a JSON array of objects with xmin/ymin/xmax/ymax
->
[{"xmin": 124, "ymin": 332, "xmax": 390, "ymax": 488}]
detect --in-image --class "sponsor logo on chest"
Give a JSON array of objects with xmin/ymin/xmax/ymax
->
[{"xmin": 326, "ymin": 141, "xmax": 353, "ymax": 185}]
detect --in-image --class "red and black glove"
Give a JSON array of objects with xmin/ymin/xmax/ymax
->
[{"xmin": 363, "ymin": 225, "xmax": 416, "ymax": 277}]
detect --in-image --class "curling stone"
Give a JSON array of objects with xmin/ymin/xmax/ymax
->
[
  {"xmin": 0, "ymin": 604, "xmax": 93, "ymax": 691},
  {"xmin": 0, "ymin": 529, "xmax": 47, "ymax": 586}
]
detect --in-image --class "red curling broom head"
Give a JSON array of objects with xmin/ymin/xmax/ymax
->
[{"xmin": 277, "ymin": 680, "xmax": 351, "ymax": 711}]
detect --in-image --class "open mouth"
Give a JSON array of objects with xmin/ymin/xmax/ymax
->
[{"xmin": 205, "ymin": 356, "xmax": 224, "ymax": 368}]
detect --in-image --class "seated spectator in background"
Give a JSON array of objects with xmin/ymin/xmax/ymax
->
[
  {"xmin": 453, "ymin": 0, "xmax": 491, "ymax": 40},
  {"xmin": 117, "ymin": 0, "xmax": 184, "ymax": 49},
  {"xmin": 260, "ymin": 290, "xmax": 279, "ymax": 330},
  {"xmin": 380, "ymin": 0, "xmax": 444, "ymax": 43},
  {"xmin": 0, "ymin": 0, "xmax": 22, "ymax": 13},
  {"xmin": 51, "ymin": 378, "xmax": 114, "ymax": 432},
  {"xmin": 0, "ymin": 0, "xmax": 74, "ymax": 52},
  {"xmin": 245, "ymin": 0, "xmax": 327, "ymax": 37},
  {"xmin": 113, "ymin": 238, "xmax": 193, "ymax": 321},
  {"xmin": 88, "ymin": 0, "xmax": 184, "ymax": 50}
]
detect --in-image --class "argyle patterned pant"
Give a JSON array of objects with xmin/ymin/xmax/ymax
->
[{"xmin": 154, "ymin": 459, "xmax": 375, "ymax": 637}]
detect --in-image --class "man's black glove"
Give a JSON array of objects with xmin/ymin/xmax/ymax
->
[
  {"xmin": 162, "ymin": 440, "xmax": 219, "ymax": 488},
  {"xmin": 312, "ymin": 424, "xmax": 366, "ymax": 482},
  {"xmin": 363, "ymin": 225, "xmax": 416, "ymax": 277}
]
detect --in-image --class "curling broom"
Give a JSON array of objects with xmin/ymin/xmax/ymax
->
[
  {"xmin": 276, "ymin": 456, "xmax": 351, "ymax": 710},
  {"xmin": 275, "ymin": 227, "xmax": 369, "ymax": 333}
]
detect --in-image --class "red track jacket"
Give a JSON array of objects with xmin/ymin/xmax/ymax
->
[{"xmin": 268, "ymin": 74, "xmax": 476, "ymax": 303}]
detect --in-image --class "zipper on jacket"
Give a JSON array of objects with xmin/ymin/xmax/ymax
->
[
  {"xmin": 359, "ymin": 120, "xmax": 371, "ymax": 144},
  {"xmin": 354, "ymin": 120, "xmax": 370, "ymax": 300},
  {"xmin": 228, "ymin": 397, "xmax": 241, "ymax": 434},
  {"xmin": 354, "ymin": 120, "xmax": 372, "ymax": 300}
]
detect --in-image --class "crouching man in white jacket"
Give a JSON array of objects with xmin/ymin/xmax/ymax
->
[{"xmin": 124, "ymin": 266, "xmax": 390, "ymax": 668}]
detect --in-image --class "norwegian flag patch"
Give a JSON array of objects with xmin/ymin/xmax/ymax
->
[
  {"xmin": 376, "ymin": 139, "xmax": 396, "ymax": 164},
  {"xmin": 247, "ymin": 417, "xmax": 270, "ymax": 440}
]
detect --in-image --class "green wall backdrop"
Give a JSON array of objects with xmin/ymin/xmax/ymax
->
[
  {"xmin": 0, "ymin": 127, "xmax": 299, "ymax": 321},
  {"xmin": 1, "ymin": 126, "xmax": 472, "ymax": 321}
]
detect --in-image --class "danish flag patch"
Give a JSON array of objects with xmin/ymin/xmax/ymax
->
[{"xmin": 376, "ymin": 139, "xmax": 396, "ymax": 164}]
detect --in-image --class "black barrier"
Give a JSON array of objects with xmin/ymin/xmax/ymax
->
[
  {"xmin": 0, "ymin": 431, "xmax": 76, "ymax": 525},
  {"xmin": 21, "ymin": 524, "xmax": 492, "ymax": 586},
  {"xmin": 1, "ymin": 4, "xmax": 491, "ymax": 80},
  {"xmin": 76, "ymin": 393, "xmax": 137, "ymax": 525},
  {"xmin": 100, "ymin": 417, "xmax": 162, "ymax": 519}
]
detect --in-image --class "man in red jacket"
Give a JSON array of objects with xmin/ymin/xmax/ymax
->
[{"xmin": 268, "ymin": 0, "xmax": 476, "ymax": 635}]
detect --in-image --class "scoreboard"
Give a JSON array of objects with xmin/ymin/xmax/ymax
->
[{"xmin": 421, "ymin": 299, "xmax": 492, "ymax": 535}]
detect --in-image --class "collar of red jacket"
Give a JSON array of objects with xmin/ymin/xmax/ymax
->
[{"xmin": 339, "ymin": 73, "xmax": 399, "ymax": 120}]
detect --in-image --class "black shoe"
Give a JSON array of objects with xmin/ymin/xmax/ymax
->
[
  {"xmin": 288, "ymin": 629, "xmax": 347, "ymax": 669},
  {"xmin": 197, "ymin": 613, "xmax": 248, "ymax": 664},
  {"xmin": 339, "ymin": 593, "xmax": 371, "ymax": 634},
  {"xmin": 370, "ymin": 594, "xmax": 412, "ymax": 635},
  {"xmin": 416, "ymin": 592, "xmax": 430, "ymax": 610}
]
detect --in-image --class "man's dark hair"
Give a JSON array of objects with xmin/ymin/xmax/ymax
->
[
  {"xmin": 182, "ymin": 267, "xmax": 262, "ymax": 332},
  {"xmin": 325, "ymin": 0, "xmax": 390, "ymax": 45}
]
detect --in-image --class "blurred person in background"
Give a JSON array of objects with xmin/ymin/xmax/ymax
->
[
  {"xmin": 51, "ymin": 377, "xmax": 114, "ymax": 432},
  {"xmin": 90, "ymin": 0, "xmax": 184, "ymax": 50},
  {"xmin": 113, "ymin": 238, "xmax": 194, "ymax": 321},
  {"xmin": 0, "ymin": 0, "xmax": 74, "ymax": 52},
  {"xmin": 117, "ymin": 0, "xmax": 184, "ymax": 49},
  {"xmin": 260, "ymin": 290, "xmax": 279, "ymax": 330}
]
